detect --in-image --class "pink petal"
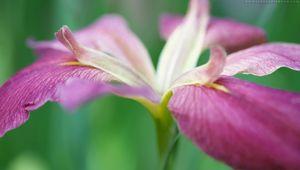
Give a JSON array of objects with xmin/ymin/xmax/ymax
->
[
  {"xmin": 58, "ymin": 79, "xmax": 160, "ymax": 111},
  {"xmin": 205, "ymin": 18, "xmax": 266, "ymax": 53},
  {"xmin": 0, "ymin": 50, "xmax": 112, "ymax": 137},
  {"xmin": 29, "ymin": 15, "xmax": 155, "ymax": 81},
  {"xmin": 223, "ymin": 43, "xmax": 300, "ymax": 76},
  {"xmin": 159, "ymin": 16, "xmax": 266, "ymax": 53},
  {"xmin": 168, "ymin": 76, "xmax": 300, "ymax": 170}
]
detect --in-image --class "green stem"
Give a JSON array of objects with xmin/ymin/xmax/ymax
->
[
  {"xmin": 155, "ymin": 91, "xmax": 179, "ymax": 170},
  {"xmin": 137, "ymin": 91, "xmax": 179, "ymax": 170},
  {"xmin": 155, "ymin": 110, "xmax": 174, "ymax": 158},
  {"xmin": 159, "ymin": 126, "xmax": 180, "ymax": 170}
]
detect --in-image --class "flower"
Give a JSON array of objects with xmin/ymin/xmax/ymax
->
[{"xmin": 1, "ymin": 0, "xmax": 300, "ymax": 169}]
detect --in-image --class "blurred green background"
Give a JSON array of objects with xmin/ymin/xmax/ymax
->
[{"xmin": 0, "ymin": 0, "xmax": 299, "ymax": 170}]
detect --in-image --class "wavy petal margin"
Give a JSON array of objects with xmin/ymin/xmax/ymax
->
[
  {"xmin": 168, "ymin": 76, "xmax": 300, "ymax": 170},
  {"xmin": 0, "ymin": 50, "xmax": 113, "ymax": 137},
  {"xmin": 222, "ymin": 43, "xmax": 300, "ymax": 76}
]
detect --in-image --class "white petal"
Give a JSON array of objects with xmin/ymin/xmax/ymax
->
[{"xmin": 156, "ymin": 0, "xmax": 210, "ymax": 92}]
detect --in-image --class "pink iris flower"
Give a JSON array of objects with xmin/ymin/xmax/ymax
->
[{"xmin": 1, "ymin": 0, "xmax": 300, "ymax": 169}]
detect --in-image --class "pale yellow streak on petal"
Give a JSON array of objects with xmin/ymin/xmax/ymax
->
[
  {"xmin": 60, "ymin": 61, "xmax": 94, "ymax": 67},
  {"xmin": 205, "ymin": 83, "xmax": 229, "ymax": 93}
]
